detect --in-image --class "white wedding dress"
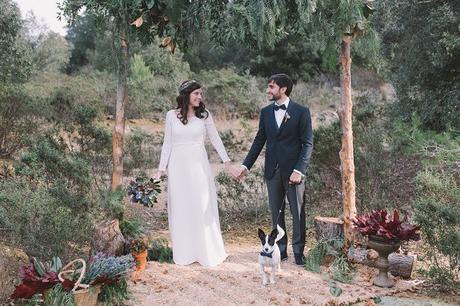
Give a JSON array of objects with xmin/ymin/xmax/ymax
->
[{"xmin": 158, "ymin": 109, "xmax": 230, "ymax": 266}]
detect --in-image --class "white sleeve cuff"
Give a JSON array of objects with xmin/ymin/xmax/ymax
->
[{"xmin": 293, "ymin": 169, "xmax": 305, "ymax": 177}]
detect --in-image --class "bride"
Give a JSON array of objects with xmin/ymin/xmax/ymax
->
[{"xmin": 154, "ymin": 80, "xmax": 232, "ymax": 266}]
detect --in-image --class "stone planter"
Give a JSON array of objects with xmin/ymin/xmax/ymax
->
[{"xmin": 367, "ymin": 235, "xmax": 401, "ymax": 287}]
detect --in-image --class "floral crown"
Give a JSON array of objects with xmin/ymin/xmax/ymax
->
[{"xmin": 178, "ymin": 80, "xmax": 200, "ymax": 93}]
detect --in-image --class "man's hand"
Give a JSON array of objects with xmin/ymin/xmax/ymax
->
[
  {"xmin": 289, "ymin": 171, "xmax": 302, "ymax": 185},
  {"xmin": 229, "ymin": 165, "xmax": 247, "ymax": 181},
  {"xmin": 237, "ymin": 165, "xmax": 248, "ymax": 181}
]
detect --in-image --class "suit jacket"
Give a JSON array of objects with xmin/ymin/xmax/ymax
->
[{"xmin": 242, "ymin": 100, "xmax": 313, "ymax": 180}]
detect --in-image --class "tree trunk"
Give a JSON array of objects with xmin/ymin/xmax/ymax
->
[
  {"xmin": 90, "ymin": 219, "xmax": 125, "ymax": 256},
  {"xmin": 347, "ymin": 247, "xmax": 416, "ymax": 279},
  {"xmin": 314, "ymin": 217, "xmax": 344, "ymax": 241},
  {"xmin": 111, "ymin": 25, "xmax": 129, "ymax": 191},
  {"xmin": 339, "ymin": 35, "xmax": 357, "ymax": 245}
]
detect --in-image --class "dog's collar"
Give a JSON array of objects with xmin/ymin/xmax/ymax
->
[{"xmin": 260, "ymin": 250, "xmax": 274, "ymax": 258}]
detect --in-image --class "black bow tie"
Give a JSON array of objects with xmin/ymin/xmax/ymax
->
[
  {"xmin": 274, "ymin": 104, "xmax": 287, "ymax": 111},
  {"xmin": 260, "ymin": 251, "xmax": 273, "ymax": 258}
]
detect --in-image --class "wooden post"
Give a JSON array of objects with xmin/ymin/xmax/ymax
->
[
  {"xmin": 111, "ymin": 24, "xmax": 129, "ymax": 191},
  {"xmin": 339, "ymin": 35, "xmax": 357, "ymax": 245}
]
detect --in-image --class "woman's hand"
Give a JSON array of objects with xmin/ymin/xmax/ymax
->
[{"xmin": 153, "ymin": 170, "xmax": 165, "ymax": 181}]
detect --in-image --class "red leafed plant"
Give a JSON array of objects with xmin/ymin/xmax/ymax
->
[
  {"xmin": 352, "ymin": 209, "xmax": 421, "ymax": 243},
  {"xmin": 10, "ymin": 257, "xmax": 66, "ymax": 299}
]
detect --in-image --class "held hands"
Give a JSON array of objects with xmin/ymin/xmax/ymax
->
[{"xmin": 226, "ymin": 164, "xmax": 247, "ymax": 182}]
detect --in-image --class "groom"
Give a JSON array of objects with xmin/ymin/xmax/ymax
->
[{"xmin": 234, "ymin": 73, "xmax": 313, "ymax": 266}]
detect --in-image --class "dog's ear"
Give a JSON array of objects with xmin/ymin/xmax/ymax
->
[
  {"xmin": 270, "ymin": 228, "xmax": 278, "ymax": 239},
  {"xmin": 258, "ymin": 228, "xmax": 265, "ymax": 242}
]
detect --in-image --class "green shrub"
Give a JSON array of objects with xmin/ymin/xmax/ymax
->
[
  {"xmin": 0, "ymin": 84, "xmax": 35, "ymax": 157},
  {"xmin": 100, "ymin": 190, "xmax": 125, "ymax": 221},
  {"xmin": 120, "ymin": 218, "xmax": 145, "ymax": 239},
  {"xmin": 218, "ymin": 129, "xmax": 245, "ymax": 161},
  {"xmin": 148, "ymin": 238, "xmax": 173, "ymax": 263},
  {"xmin": 414, "ymin": 171, "xmax": 460, "ymax": 291},
  {"xmin": 124, "ymin": 129, "xmax": 156, "ymax": 177},
  {"xmin": 0, "ymin": 178, "xmax": 92, "ymax": 258},
  {"xmin": 195, "ymin": 68, "xmax": 265, "ymax": 119},
  {"xmin": 304, "ymin": 238, "xmax": 354, "ymax": 283},
  {"xmin": 215, "ymin": 166, "xmax": 269, "ymax": 228},
  {"xmin": 392, "ymin": 122, "xmax": 460, "ymax": 290}
]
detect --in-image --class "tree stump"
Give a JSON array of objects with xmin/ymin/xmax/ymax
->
[
  {"xmin": 347, "ymin": 246, "xmax": 416, "ymax": 279},
  {"xmin": 90, "ymin": 219, "xmax": 125, "ymax": 256},
  {"xmin": 314, "ymin": 217, "xmax": 344, "ymax": 241}
]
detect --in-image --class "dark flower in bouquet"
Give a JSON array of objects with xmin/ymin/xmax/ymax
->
[
  {"xmin": 127, "ymin": 177, "xmax": 162, "ymax": 207},
  {"xmin": 352, "ymin": 209, "xmax": 421, "ymax": 243}
]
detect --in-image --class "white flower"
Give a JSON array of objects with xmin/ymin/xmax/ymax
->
[{"xmin": 283, "ymin": 112, "xmax": 291, "ymax": 123}]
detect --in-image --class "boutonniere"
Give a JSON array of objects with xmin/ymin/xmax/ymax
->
[{"xmin": 283, "ymin": 112, "xmax": 291, "ymax": 124}]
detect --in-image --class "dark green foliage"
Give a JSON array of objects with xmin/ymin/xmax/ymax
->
[
  {"xmin": 0, "ymin": 84, "xmax": 35, "ymax": 157},
  {"xmin": 124, "ymin": 129, "xmax": 155, "ymax": 176},
  {"xmin": 376, "ymin": 0, "xmax": 460, "ymax": 131},
  {"xmin": 304, "ymin": 238, "xmax": 354, "ymax": 283},
  {"xmin": 196, "ymin": 68, "xmax": 265, "ymax": 119},
  {"xmin": 65, "ymin": 14, "xmax": 98, "ymax": 73},
  {"xmin": 98, "ymin": 278, "xmax": 130, "ymax": 306},
  {"xmin": 0, "ymin": 177, "xmax": 93, "ymax": 257},
  {"xmin": 120, "ymin": 218, "xmax": 145, "ymax": 239},
  {"xmin": 306, "ymin": 102, "xmax": 409, "ymax": 214},
  {"xmin": 16, "ymin": 134, "xmax": 91, "ymax": 197},
  {"xmin": 218, "ymin": 130, "xmax": 245, "ymax": 161},
  {"xmin": 391, "ymin": 119, "xmax": 460, "ymax": 290},
  {"xmin": 100, "ymin": 190, "xmax": 125, "ymax": 221},
  {"xmin": 304, "ymin": 240, "xmax": 329, "ymax": 273},
  {"xmin": 414, "ymin": 170, "xmax": 460, "ymax": 291},
  {"xmin": 0, "ymin": 0, "xmax": 33, "ymax": 83},
  {"xmin": 215, "ymin": 166, "xmax": 269, "ymax": 227},
  {"xmin": 44, "ymin": 283, "xmax": 75, "ymax": 306},
  {"xmin": 148, "ymin": 238, "xmax": 173, "ymax": 263}
]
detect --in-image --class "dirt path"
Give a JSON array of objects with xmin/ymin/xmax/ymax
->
[{"xmin": 126, "ymin": 238, "xmax": 420, "ymax": 306}]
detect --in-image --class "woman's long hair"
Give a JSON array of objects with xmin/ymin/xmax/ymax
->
[{"xmin": 176, "ymin": 80, "xmax": 209, "ymax": 125}]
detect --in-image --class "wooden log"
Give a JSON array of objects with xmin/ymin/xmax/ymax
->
[
  {"xmin": 314, "ymin": 216, "xmax": 344, "ymax": 241},
  {"xmin": 347, "ymin": 247, "xmax": 416, "ymax": 279}
]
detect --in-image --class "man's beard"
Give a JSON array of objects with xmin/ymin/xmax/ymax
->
[{"xmin": 271, "ymin": 92, "xmax": 282, "ymax": 101}]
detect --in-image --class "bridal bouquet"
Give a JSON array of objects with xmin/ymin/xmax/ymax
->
[{"xmin": 127, "ymin": 177, "xmax": 162, "ymax": 207}]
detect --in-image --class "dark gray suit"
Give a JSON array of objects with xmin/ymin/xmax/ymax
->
[{"xmin": 243, "ymin": 100, "xmax": 313, "ymax": 255}]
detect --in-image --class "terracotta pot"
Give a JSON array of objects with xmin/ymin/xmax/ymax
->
[
  {"xmin": 367, "ymin": 235, "xmax": 401, "ymax": 287},
  {"xmin": 132, "ymin": 249, "xmax": 148, "ymax": 271}
]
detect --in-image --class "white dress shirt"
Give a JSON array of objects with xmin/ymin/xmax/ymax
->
[{"xmin": 274, "ymin": 98, "xmax": 290, "ymax": 128}]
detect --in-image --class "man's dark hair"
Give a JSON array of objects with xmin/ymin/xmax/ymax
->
[{"xmin": 268, "ymin": 74, "xmax": 293, "ymax": 96}]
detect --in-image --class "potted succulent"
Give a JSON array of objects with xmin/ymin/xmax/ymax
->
[
  {"xmin": 129, "ymin": 237, "xmax": 149, "ymax": 271},
  {"xmin": 353, "ymin": 209, "xmax": 421, "ymax": 287},
  {"xmin": 127, "ymin": 177, "xmax": 162, "ymax": 207}
]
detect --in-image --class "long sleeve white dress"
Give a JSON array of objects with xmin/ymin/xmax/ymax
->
[{"xmin": 158, "ymin": 109, "xmax": 230, "ymax": 266}]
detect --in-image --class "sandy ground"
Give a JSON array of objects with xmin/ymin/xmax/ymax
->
[{"xmin": 126, "ymin": 239, "xmax": 421, "ymax": 306}]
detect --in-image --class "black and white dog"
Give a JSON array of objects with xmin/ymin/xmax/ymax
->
[{"xmin": 258, "ymin": 224, "xmax": 285, "ymax": 285}]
